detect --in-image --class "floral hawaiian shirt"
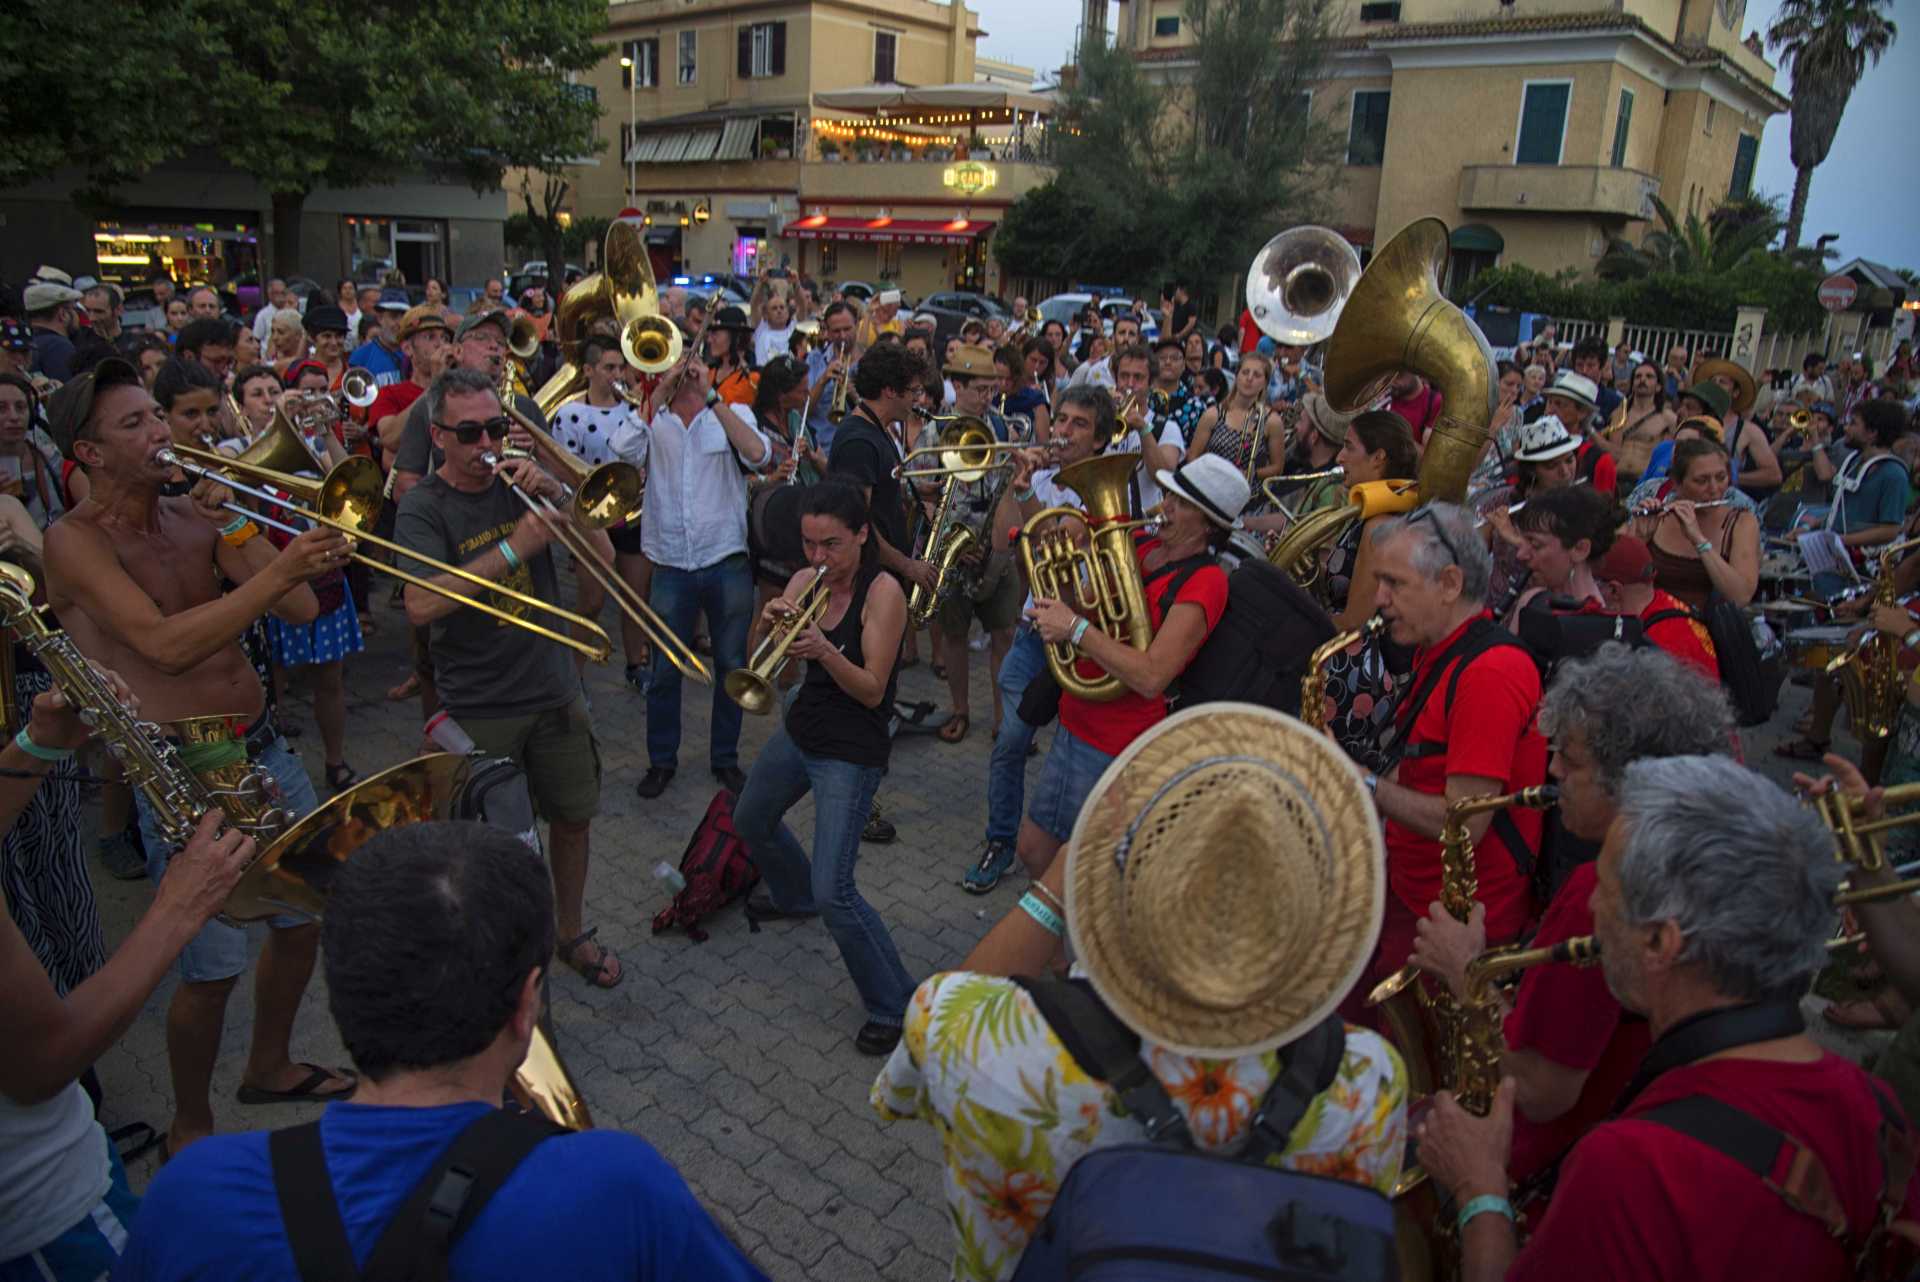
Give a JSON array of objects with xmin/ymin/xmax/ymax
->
[{"xmin": 871, "ymin": 970, "xmax": 1408, "ymax": 1282}]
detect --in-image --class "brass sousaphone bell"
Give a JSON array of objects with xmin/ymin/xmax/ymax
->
[
  {"xmin": 1245, "ymin": 226, "xmax": 1361, "ymax": 347},
  {"xmin": 533, "ymin": 222, "xmax": 661, "ymax": 416}
]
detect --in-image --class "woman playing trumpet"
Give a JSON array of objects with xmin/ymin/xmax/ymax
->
[{"xmin": 732, "ymin": 481, "xmax": 917, "ymax": 1057}]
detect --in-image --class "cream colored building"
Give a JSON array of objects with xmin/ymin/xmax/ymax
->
[
  {"xmin": 1107, "ymin": 0, "xmax": 1788, "ymax": 285},
  {"xmin": 534, "ymin": 0, "xmax": 1055, "ymax": 297}
]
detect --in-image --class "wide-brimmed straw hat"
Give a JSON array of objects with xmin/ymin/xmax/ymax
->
[
  {"xmin": 1690, "ymin": 357, "xmax": 1756, "ymax": 416},
  {"xmin": 1065, "ymin": 703, "xmax": 1385, "ymax": 1058}
]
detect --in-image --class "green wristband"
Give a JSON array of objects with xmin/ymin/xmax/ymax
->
[
  {"xmin": 1069, "ymin": 617, "xmax": 1091, "ymax": 647},
  {"xmin": 497, "ymin": 540, "xmax": 522, "ymax": 573},
  {"xmin": 14, "ymin": 726, "xmax": 75, "ymax": 762},
  {"xmin": 1456, "ymin": 1194, "xmax": 1514, "ymax": 1236},
  {"xmin": 1018, "ymin": 891, "xmax": 1064, "ymax": 937}
]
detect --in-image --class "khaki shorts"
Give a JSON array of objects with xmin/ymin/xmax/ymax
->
[
  {"xmin": 937, "ymin": 560, "xmax": 1023, "ymax": 638},
  {"xmin": 461, "ymin": 695, "xmax": 601, "ymax": 823}
]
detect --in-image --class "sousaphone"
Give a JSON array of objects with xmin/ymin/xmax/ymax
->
[{"xmin": 533, "ymin": 221, "xmax": 662, "ymax": 415}]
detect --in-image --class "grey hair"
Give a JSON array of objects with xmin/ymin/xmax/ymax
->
[
  {"xmin": 1614, "ymin": 756, "xmax": 1842, "ymax": 1003},
  {"xmin": 425, "ymin": 366, "xmax": 501, "ymax": 427},
  {"xmin": 1370, "ymin": 501, "xmax": 1492, "ymax": 602},
  {"xmin": 1539, "ymin": 644, "xmax": 1734, "ymax": 797}
]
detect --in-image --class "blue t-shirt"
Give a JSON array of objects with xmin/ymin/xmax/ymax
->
[
  {"xmin": 1831, "ymin": 451, "xmax": 1910, "ymax": 535},
  {"xmin": 115, "ymin": 1102, "xmax": 765, "ymax": 1282},
  {"xmin": 348, "ymin": 337, "xmax": 406, "ymax": 387}
]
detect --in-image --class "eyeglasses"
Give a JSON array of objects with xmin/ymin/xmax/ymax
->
[
  {"xmin": 435, "ymin": 417, "xmax": 511, "ymax": 445},
  {"xmin": 1405, "ymin": 504, "xmax": 1462, "ymax": 570}
]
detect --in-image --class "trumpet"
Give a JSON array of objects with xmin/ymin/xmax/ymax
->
[
  {"xmin": 724, "ymin": 567, "xmax": 830, "ymax": 714},
  {"xmin": 158, "ymin": 444, "xmax": 613, "ymax": 663}
]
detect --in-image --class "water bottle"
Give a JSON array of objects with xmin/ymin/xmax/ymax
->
[
  {"xmin": 653, "ymin": 861, "xmax": 686, "ymax": 894},
  {"xmin": 424, "ymin": 710, "xmax": 476, "ymax": 755}
]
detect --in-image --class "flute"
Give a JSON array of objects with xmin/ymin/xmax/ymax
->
[{"xmin": 1634, "ymin": 496, "xmax": 1735, "ymax": 518}]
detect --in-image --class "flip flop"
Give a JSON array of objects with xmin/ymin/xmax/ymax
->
[
  {"xmin": 236, "ymin": 1063, "xmax": 358, "ymax": 1105},
  {"xmin": 1771, "ymin": 736, "xmax": 1830, "ymax": 761},
  {"xmin": 385, "ymin": 674, "xmax": 421, "ymax": 702},
  {"xmin": 939, "ymin": 714, "xmax": 971, "ymax": 744}
]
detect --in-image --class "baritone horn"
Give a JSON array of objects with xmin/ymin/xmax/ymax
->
[{"xmin": 725, "ymin": 567, "xmax": 830, "ymax": 714}]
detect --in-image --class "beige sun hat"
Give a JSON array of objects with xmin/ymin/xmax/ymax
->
[{"xmin": 1065, "ymin": 702, "xmax": 1385, "ymax": 1059}]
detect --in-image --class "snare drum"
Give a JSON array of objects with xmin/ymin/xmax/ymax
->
[{"xmin": 1786, "ymin": 623, "xmax": 1854, "ymax": 672}]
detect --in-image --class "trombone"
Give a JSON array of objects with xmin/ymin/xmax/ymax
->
[
  {"xmin": 724, "ymin": 567, "xmax": 829, "ymax": 714},
  {"xmin": 157, "ymin": 441, "xmax": 613, "ymax": 663},
  {"xmin": 895, "ymin": 417, "xmax": 1027, "ymax": 482}
]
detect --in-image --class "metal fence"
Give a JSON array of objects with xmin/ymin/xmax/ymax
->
[{"xmin": 1549, "ymin": 316, "xmax": 1906, "ymax": 374}]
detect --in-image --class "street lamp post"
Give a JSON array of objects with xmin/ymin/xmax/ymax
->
[{"xmin": 619, "ymin": 52, "xmax": 637, "ymax": 203}]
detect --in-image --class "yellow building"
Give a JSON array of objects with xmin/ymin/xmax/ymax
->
[
  {"xmin": 1108, "ymin": 0, "xmax": 1789, "ymax": 285},
  {"xmin": 539, "ymin": 0, "xmax": 1056, "ymax": 297}
]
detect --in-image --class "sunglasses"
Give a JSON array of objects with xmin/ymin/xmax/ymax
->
[
  {"xmin": 436, "ymin": 417, "xmax": 511, "ymax": 445},
  {"xmin": 1405, "ymin": 504, "xmax": 1463, "ymax": 569}
]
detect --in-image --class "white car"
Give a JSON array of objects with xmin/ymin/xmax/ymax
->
[{"xmin": 1036, "ymin": 293, "xmax": 1162, "ymax": 343}]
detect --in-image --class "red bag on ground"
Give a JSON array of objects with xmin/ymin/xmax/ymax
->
[{"xmin": 650, "ymin": 788, "xmax": 759, "ymax": 943}]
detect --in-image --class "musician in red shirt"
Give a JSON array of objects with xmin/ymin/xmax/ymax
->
[
  {"xmin": 1365, "ymin": 501, "xmax": 1549, "ymax": 979},
  {"xmin": 1412, "ymin": 644, "xmax": 1736, "ymax": 1181},
  {"xmin": 1419, "ymin": 756, "xmax": 1919, "ymax": 1282},
  {"xmin": 1591, "ymin": 535, "xmax": 1719, "ymax": 680}
]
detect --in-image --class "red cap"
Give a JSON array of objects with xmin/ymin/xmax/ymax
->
[{"xmin": 1594, "ymin": 534, "xmax": 1654, "ymax": 584}]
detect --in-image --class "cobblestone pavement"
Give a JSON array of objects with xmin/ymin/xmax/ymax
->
[{"xmin": 85, "ymin": 583, "xmax": 1880, "ymax": 1279}]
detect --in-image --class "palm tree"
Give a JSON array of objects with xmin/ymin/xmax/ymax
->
[
  {"xmin": 1595, "ymin": 194, "xmax": 1782, "ymax": 281},
  {"xmin": 1765, "ymin": 0, "xmax": 1898, "ymax": 250}
]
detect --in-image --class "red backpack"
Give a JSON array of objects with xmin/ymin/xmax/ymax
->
[{"xmin": 650, "ymin": 788, "xmax": 759, "ymax": 943}]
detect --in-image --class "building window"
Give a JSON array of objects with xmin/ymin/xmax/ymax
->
[
  {"xmin": 622, "ymin": 39, "xmax": 658, "ymax": 89},
  {"xmin": 1359, "ymin": 2, "xmax": 1401, "ymax": 20},
  {"xmin": 818, "ymin": 242, "xmax": 838, "ymax": 275},
  {"xmin": 1448, "ymin": 248, "xmax": 1497, "ymax": 293},
  {"xmin": 1610, "ymin": 88, "xmax": 1634, "ymax": 168},
  {"xmin": 678, "ymin": 30, "xmax": 696, "ymax": 85},
  {"xmin": 874, "ymin": 30, "xmax": 897, "ymax": 82},
  {"xmin": 739, "ymin": 21, "xmax": 786, "ymax": 78},
  {"xmin": 1730, "ymin": 132, "xmax": 1759, "ymax": 198},
  {"xmin": 1346, "ymin": 90, "xmax": 1390, "ymax": 166},
  {"xmin": 1154, "ymin": 15, "xmax": 1180, "ymax": 36},
  {"xmin": 1704, "ymin": 99, "xmax": 1717, "ymax": 135},
  {"xmin": 878, "ymin": 240, "xmax": 902, "ymax": 279},
  {"xmin": 1515, "ymin": 81, "xmax": 1570, "ymax": 165}
]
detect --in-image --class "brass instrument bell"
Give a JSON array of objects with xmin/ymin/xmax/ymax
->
[
  {"xmin": 1246, "ymin": 226, "xmax": 1362, "ymax": 346},
  {"xmin": 340, "ymin": 366, "xmax": 379, "ymax": 409},
  {"xmin": 620, "ymin": 314, "xmax": 684, "ymax": 375},
  {"xmin": 507, "ymin": 312, "xmax": 542, "ymax": 362}
]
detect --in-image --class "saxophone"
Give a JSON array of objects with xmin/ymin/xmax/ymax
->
[
  {"xmin": 0, "ymin": 564, "xmax": 294, "ymax": 861},
  {"xmin": 1367, "ymin": 785, "xmax": 1558, "ymax": 1099},
  {"xmin": 907, "ymin": 473, "xmax": 980, "ymax": 628},
  {"xmin": 1826, "ymin": 533, "xmax": 1920, "ymax": 746},
  {"xmin": 1455, "ymin": 934, "xmax": 1600, "ymax": 1116},
  {"xmin": 1300, "ymin": 613, "xmax": 1384, "ymax": 730}
]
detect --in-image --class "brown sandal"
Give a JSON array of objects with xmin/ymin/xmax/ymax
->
[
  {"xmin": 558, "ymin": 927, "xmax": 624, "ymax": 989},
  {"xmin": 939, "ymin": 713, "xmax": 970, "ymax": 744}
]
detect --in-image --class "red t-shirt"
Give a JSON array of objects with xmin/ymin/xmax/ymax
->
[
  {"xmin": 1573, "ymin": 436, "xmax": 1617, "ymax": 495},
  {"xmin": 1503, "ymin": 862, "xmax": 1650, "ymax": 1181},
  {"xmin": 368, "ymin": 381, "xmax": 427, "ymax": 467},
  {"xmin": 1514, "ymin": 1053, "xmax": 1919, "ymax": 1281},
  {"xmin": 1390, "ymin": 386, "xmax": 1445, "ymax": 441},
  {"xmin": 1642, "ymin": 588, "xmax": 1718, "ymax": 681},
  {"xmin": 1058, "ymin": 537, "xmax": 1229, "ymax": 757},
  {"xmin": 1384, "ymin": 613, "xmax": 1546, "ymax": 947}
]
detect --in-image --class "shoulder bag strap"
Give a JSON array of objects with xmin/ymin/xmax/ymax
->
[
  {"xmin": 269, "ymin": 1121, "xmax": 362, "ymax": 1282},
  {"xmin": 1239, "ymin": 1015, "xmax": 1346, "ymax": 1165},
  {"xmin": 1014, "ymin": 975, "xmax": 1191, "ymax": 1147},
  {"xmin": 1636, "ymin": 1094, "xmax": 1850, "ymax": 1241},
  {"xmin": 359, "ymin": 1109, "xmax": 566, "ymax": 1282}
]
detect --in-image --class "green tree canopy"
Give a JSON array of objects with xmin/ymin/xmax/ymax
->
[{"xmin": 1765, "ymin": 0, "xmax": 1898, "ymax": 249}]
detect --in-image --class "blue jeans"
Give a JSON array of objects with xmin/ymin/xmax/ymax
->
[
  {"xmin": 136, "ymin": 735, "xmax": 319, "ymax": 983},
  {"xmin": 985, "ymin": 624, "xmax": 1048, "ymax": 846},
  {"xmin": 734, "ymin": 728, "xmax": 915, "ymax": 1025},
  {"xmin": 647, "ymin": 553, "xmax": 754, "ymax": 771}
]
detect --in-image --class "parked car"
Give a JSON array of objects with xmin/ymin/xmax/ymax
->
[
  {"xmin": 1037, "ymin": 291, "xmax": 1161, "ymax": 359},
  {"xmin": 509, "ymin": 262, "xmax": 586, "ymax": 301},
  {"xmin": 834, "ymin": 281, "xmax": 877, "ymax": 305},
  {"xmin": 916, "ymin": 290, "xmax": 1012, "ymax": 351}
]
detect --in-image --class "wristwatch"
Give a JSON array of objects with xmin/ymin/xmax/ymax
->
[{"xmin": 1903, "ymin": 628, "xmax": 1920, "ymax": 652}]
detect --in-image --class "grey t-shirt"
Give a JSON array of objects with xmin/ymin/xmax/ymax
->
[
  {"xmin": 393, "ymin": 390, "xmax": 550, "ymax": 477},
  {"xmin": 393, "ymin": 473, "xmax": 577, "ymax": 719}
]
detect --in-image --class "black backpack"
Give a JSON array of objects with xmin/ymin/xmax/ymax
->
[
  {"xmin": 1161, "ymin": 556, "xmax": 1338, "ymax": 715},
  {"xmin": 1697, "ymin": 592, "xmax": 1784, "ymax": 727},
  {"xmin": 1512, "ymin": 594, "xmax": 1692, "ymax": 681},
  {"xmin": 452, "ymin": 755, "xmax": 544, "ymax": 857}
]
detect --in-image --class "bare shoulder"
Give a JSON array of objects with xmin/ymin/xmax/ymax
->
[{"xmin": 866, "ymin": 568, "xmax": 906, "ymax": 607}]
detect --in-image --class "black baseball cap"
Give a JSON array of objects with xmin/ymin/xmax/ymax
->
[{"xmin": 45, "ymin": 356, "xmax": 143, "ymax": 461}]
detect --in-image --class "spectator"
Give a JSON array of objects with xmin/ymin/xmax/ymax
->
[
  {"xmin": 1539, "ymin": 371, "xmax": 1615, "ymax": 493},
  {"xmin": 1570, "ymin": 338, "xmax": 1621, "ymax": 422},
  {"xmin": 1661, "ymin": 343, "xmax": 1691, "ymax": 400},
  {"xmin": 1388, "ymin": 370, "xmax": 1445, "ymax": 443},
  {"xmin": 266, "ymin": 310, "xmax": 308, "ymax": 377},
  {"xmin": 174, "ymin": 319, "xmax": 236, "ymax": 385},
  {"xmin": 0, "ymin": 317, "xmax": 34, "ymax": 383},
  {"xmin": 162, "ymin": 297, "xmax": 190, "ymax": 340},
  {"xmin": 82, "ymin": 284, "xmax": 124, "ymax": 345},
  {"xmin": 348, "ymin": 288, "xmax": 411, "ymax": 387},
  {"xmin": 482, "ymin": 277, "xmax": 506, "ymax": 309},
  {"xmin": 24, "ymin": 282, "xmax": 83, "ymax": 382},
  {"xmin": 118, "ymin": 821, "xmax": 763, "ymax": 1281},
  {"xmin": 249, "ymin": 278, "xmax": 292, "ymax": 344},
  {"xmin": 184, "ymin": 286, "xmax": 222, "ymax": 322}
]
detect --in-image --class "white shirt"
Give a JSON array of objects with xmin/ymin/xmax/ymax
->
[
  {"xmin": 753, "ymin": 320, "xmax": 796, "ymax": 367},
  {"xmin": 1112, "ymin": 424, "xmax": 1183, "ymax": 513},
  {"xmin": 637, "ymin": 402, "xmax": 771, "ymax": 570},
  {"xmin": 550, "ymin": 398, "xmax": 645, "ymax": 468},
  {"xmin": 0, "ymin": 1084, "xmax": 107, "ymax": 1259},
  {"xmin": 251, "ymin": 301, "xmax": 284, "ymax": 343},
  {"xmin": 1067, "ymin": 356, "xmax": 1114, "ymax": 391}
]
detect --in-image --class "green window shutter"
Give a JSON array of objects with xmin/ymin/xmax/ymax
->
[
  {"xmin": 1516, "ymin": 83, "xmax": 1569, "ymax": 165},
  {"xmin": 1611, "ymin": 89, "xmax": 1634, "ymax": 168},
  {"xmin": 1730, "ymin": 134, "xmax": 1758, "ymax": 198}
]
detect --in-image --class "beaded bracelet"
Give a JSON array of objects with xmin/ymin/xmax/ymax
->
[
  {"xmin": 1456, "ymin": 1194, "xmax": 1514, "ymax": 1237},
  {"xmin": 1017, "ymin": 891, "xmax": 1063, "ymax": 937},
  {"xmin": 497, "ymin": 540, "xmax": 523, "ymax": 573},
  {"xmin": 13, "ymin": 726, "xmax": 74, "ymax": 763}
]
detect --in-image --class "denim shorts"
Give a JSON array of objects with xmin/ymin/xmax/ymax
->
[
  {"xmin": 137, "ymin": 735, "xmax": 320, "ymax": 984},
  {"xmin": 1026, "ymin": 726, "xmax": 1117, "ymax": 843}
]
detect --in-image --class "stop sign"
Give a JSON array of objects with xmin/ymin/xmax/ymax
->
[{"xmin": 1819, "ymin": 274, "xmax": 1858, "ymax": 312}]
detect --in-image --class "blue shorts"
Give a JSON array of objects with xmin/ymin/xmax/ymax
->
[
  {"xmin": 0, "ymin": 1141, "xmax": 137, "ymax": 1282},
  {"xmin": 137, "ymin": 735, "xmax": 320, "ymax": 983},
  {"xmin": 1026, "ymin": 727, "xmax": 1116, "ymax": 843}
]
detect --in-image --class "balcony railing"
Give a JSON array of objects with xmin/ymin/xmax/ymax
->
[{"xmin": 1458, "ymin": 165, "xmax": 1660, "ymax": 220}]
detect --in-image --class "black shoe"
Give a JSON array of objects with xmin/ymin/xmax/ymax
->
[
  {"xmin": 855, "ymin": 1021, "xmax": 903, "ymax": 1056},
  {"xmin": 635, "ymin": 767, "xmax": 676, "ymax": 799},
  {"xmin": 713, "ymin": 765, "xmax": 747, "ymax": 795},
  {"xmin": 862, "ymin": 803, "xmax": 896, "ymax": 845},
  {"xmin": 744, "ymin": 890, "xmax": 816, "ymax": 923}
]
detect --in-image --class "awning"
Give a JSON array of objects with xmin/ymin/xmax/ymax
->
[
  {"xmin": 784, "ymin": 216, "xmax": 995, "ymax": 245},
  {"xmin": 626, "ymin": 127, "xmax": 722, "ymax": 165},
  {"xmin": 1451, "ymin": 223, "xmax": 1505, "ymax": 254},
  {"xmin": 715, "ymin": 117, "xmax": 759, "ymax": 161},
  {"xmin": 813, "ymin": 82, "xmax": 1056, "ymax": 117}
]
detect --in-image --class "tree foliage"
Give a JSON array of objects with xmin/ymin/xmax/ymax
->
[
  {"xmin": 0, "ymin": 0, "xmax": 607, "ymax": 274},
  {"xmin": 1597, "ymin": 193, "xmax": 1808, "ymax": 280},
  {"xmin": 1764, "ymin": 0, "xmax": 1898, "ymax": 248},
  {"xmin": 1459, "ymin": 251, "xmax": 1829, "ymax": 337},
  {"xmin": 997, "ymin": 0, "xmax": 1343, "ymax": 290}
]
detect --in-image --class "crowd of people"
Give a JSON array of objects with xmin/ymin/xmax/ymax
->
[{"xmin": 2, "ymin": 245, "xmax": 1920, "ymax": 1282}]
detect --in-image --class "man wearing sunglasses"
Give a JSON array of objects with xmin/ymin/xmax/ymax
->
[
  {"xmin": 392, "ymin": 367, "xmax": 623, "ymax": 991},
  {"xmin": 1361, "ymin": 500, "xmax": 1549, "ymax": 989}
]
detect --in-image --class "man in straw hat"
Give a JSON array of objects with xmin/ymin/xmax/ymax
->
[
  {"xmin": 873, "ymin": 704, "xmax": 1407, "ymax": 1281},
  {"xmin": 1411, "ymin": 644, "xmax": 1733, "ymax": 1182},
  {"xmin": 1418, "ymin": 756, "xmax": 1919, "ymax": 1280},
  {"xmin": 1360, "ymin": 501, "xmax": 1549, "ymax": 985},
  {"xmin": 1691, "ymin": 354, "xmax": 1781, "ymax": 495}
]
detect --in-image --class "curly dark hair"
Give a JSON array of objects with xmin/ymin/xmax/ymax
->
[
  {"xmin": 851, "ymin": 340, "xmax": 926, "ymax": 402},
  {"xmin": 1515, "ymin": 481, "xmax": 1619, "ymax": 560}
]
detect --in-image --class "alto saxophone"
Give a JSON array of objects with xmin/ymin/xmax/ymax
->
[
  {"xmin": 1826, "ymin": 533, "xmax": 1920, "ymax": 746},
  {"xmin": 1300, "ymin": 614, "xmax": 1383, "ymax": 730},
  {"xmin": 1367, "ymin": 785, "xmax": 1558, "ymax": 1099},
  {"xmin": 907, "ymin": 473, "xmax": 980, "ymax": 629},
  {"xmin": 0, "ymin": 565, "xmax": 295, "ymax": 890},
  {"xmin": 1455, "ymin": 934, "xmax": 1599, "ymax": 1116}
]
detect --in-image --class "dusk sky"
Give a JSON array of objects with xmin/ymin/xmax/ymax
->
[{"xmin": 969, "ymin": 0, "xmax": 1917, "ymax": 272}]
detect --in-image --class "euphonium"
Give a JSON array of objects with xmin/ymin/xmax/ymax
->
[
  {"xmin": 1300, "ymin": 614, "xmax": 1383, "ymax": 730},
  {"xmin": 1825, "ymin": 534, "xmax": 1920, "ymax": 746},
  {"xmin": 1267, "ymin": 479, "xmax": 1419, "ymax": 599},
  {"xmin": 1369, "ymin": 785, "xmax": 1558, "ymax": 1099},
  {"xmin": 1017, "ymin": 451, "xmax": 1153, "ymax": 703},
  {"xmin": 725, "ymin": 567, "xmax": 830, "ymax": 715}
]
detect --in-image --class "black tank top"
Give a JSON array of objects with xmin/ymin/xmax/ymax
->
[{"xmin": 786, "ymin": 564, "xmax": 895, "ymax": 768}]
